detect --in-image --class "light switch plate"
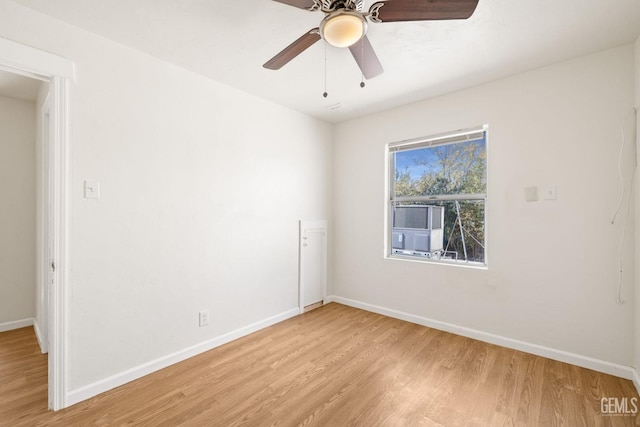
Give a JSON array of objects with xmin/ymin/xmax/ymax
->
[
  {"xmin": 524, "ymin": 186, "xmax": 538, "ymax": 202},
  {"xmin": 84, "ymin": 180, "xmax": 100, "ymax": 199},
  {"xmin": 542, "ymin": 185, "xmax": 557, "ymax": 200}
]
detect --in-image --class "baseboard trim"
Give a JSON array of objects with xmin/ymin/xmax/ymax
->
[
  {"xmin": 632, "ymin": 369, "xmax": 640, "ymax": 395},
  {"xmin": 33, "ymin": 320, "xmax": 47, "ymax": 354},
  {"xmin": 66, "ymin": 308, "xmax": 300, "ymax": 407},
  {"xmin": 325, "ymin": 295, "xmax": 635, "ymax": 380},
  {"xmin": 0, "ymin": 317, "xmax": 33, "ymax": 333}
]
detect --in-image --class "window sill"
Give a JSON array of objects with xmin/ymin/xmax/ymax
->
[{"xmin": 385, "ymin": 253, "xmax": 488, "ymax": 270}]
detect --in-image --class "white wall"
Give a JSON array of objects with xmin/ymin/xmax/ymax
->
[
  {"xmin": 0, "ymin": 94, "xmax": 36, "ymax": 325},
  {"xmin": 333, "ymin": 45, "xmax": 636, "ymax": 367},
  {"xmin": 0, "ymin": 0, "xmax": 332, "ymax": 395}
]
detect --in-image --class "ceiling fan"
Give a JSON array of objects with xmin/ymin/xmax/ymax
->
[{"xmin": 263, "ymin": 0, "xmax": 480, "ymax": 80}]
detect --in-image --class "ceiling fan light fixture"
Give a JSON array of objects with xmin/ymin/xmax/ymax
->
[{"xmin": 320, "ymin": 10, "xmax": 367, "ymax": 48}]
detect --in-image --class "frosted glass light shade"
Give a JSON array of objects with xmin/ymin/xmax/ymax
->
[{"xmin": 321, "ymin": 12, "xmax": 366, "ymax": 48}]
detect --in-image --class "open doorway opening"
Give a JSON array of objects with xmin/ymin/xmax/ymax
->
[
  {"xmin": 0, "ymin": 67, "xmax": 51, "ymax": 399},
  {"xmin": 0, "ymin": 36, "xmax": 74, "ymax": 411}
]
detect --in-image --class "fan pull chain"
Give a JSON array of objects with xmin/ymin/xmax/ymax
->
[
  {"xmin": 360, "ymin": 37, "xmax": 365, "ymax": 88},
  {"xmin": 323, "ymin": 42, "xmax": 328, "ymax": 98}
]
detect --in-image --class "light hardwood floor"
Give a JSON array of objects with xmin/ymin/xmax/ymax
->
[{"xmin": 1, "ymin": 303, "xmax": 638, "ymax": 426}]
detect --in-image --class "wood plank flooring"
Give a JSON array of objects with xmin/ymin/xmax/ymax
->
[{"xmin": 1, "ymin": 303, "xmax": 638, "ymax": 426}]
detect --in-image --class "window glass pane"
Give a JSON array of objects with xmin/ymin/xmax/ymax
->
[
  {"xmin": 391, "ymin": 200, "xmax": 485, "ymax": 263},
  {"xmin": 388, "ymin": 127, "xmax": 487, "ymax": 265},
  {"xmin": 394, "ymin": 135, "xmax": 486, "ymax": 197}
]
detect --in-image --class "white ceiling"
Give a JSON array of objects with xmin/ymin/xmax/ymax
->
[
  {"xmin": 11, "ymin": 0, "xmax": 640, "ymax": 122},
  {"xmin": 0, "ymin": 69, "xmax": 41, "ymax": 101}
]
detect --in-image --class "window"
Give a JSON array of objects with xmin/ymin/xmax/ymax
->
[{"xmin": 386, "ymin": 126, "xmax": 487, "ymax": 266}]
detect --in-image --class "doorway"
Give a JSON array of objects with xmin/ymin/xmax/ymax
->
[
  {"xmin": 299, "ymin": 220, "xmax": 327, "ymax": 313},
  {"xmin": 0, "ymin": 71, "xmax": 43, "ymax": 341},
  {"xmin": 0, "ymin": 37, "xmax": 73, "ymax": 410},
  {"xmin": 0, "ymin": 67, "xmax": 50, "ymax": 398}
]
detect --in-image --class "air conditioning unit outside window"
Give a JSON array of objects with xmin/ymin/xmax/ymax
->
[{"xmin": 392, "ymin": 205, "xmax": 444, "ymax": 257}]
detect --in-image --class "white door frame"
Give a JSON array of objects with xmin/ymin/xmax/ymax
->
[
  {"xmin": 0, "ymin": 37, "xmax": 74, "ymax": 411},
  {"xmin": 298, "ymin": 220, "xmax": 327, "ymax": 313}
]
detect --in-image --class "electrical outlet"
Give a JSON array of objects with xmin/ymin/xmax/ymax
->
[{"xmin": 199, "ymin": 310, "xmax": 209, "ymax": 327}]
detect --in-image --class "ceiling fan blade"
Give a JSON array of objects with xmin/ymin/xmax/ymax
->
[
  {"xmin": 273, "ymin": 0, "xmax": 317, "ymax": 10},
  {"xmin": 348, "ymin": 35, "xmax": 384, "ymax": 79},
  {"xmin": 263, "ymin": 28, "xmax": 321, "ymax": 70},
  {"xmin": 370, "ymin": 0, "xmax": 479, "ymax": 23}
]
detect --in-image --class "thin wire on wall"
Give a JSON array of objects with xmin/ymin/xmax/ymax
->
[{"xmin": 611, "ymin": 107, "xmax": 638, "ymax": 303}]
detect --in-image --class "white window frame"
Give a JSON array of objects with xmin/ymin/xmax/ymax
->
[{"xmin": 385, "ymin": 125, "xmax": 488, "ymax": 268}]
